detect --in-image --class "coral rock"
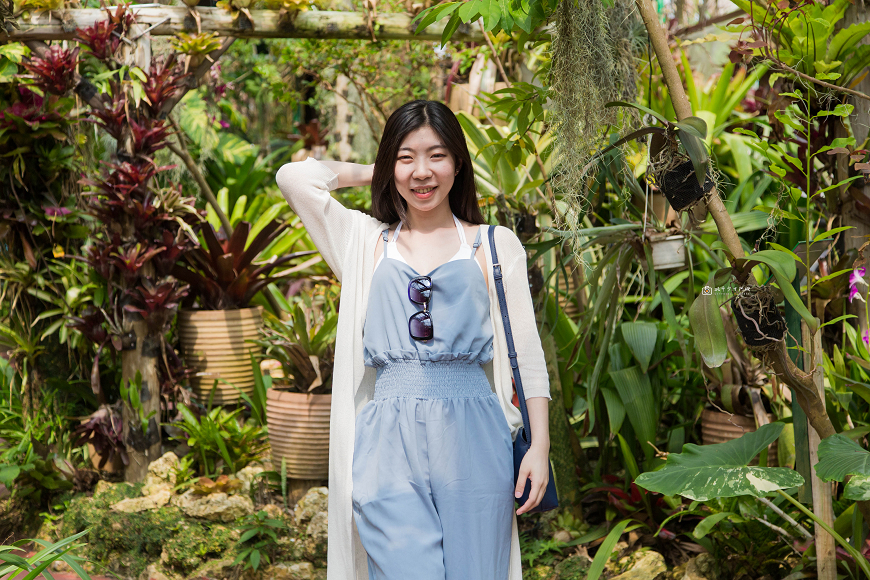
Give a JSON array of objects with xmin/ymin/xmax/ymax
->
[
  {"xmin": 294, "ymin": 487, "xmax": 328, "ymax": 527},
  {"xmin": 112, "ymin": 488, "xmax": 172, "ymax": 513},
  {"xmin": 611, "ymin": 550, "xmax": 667, "ymax": 580},
  {"xmin": 171, "ymin": 490, "xmax": 254, "ymax": 522},
  {"xmin": 265, "ymin": 561, "xmax": 315, "ymax": 580},
  {"xmin": 142, "ymin": 452, "xmax": 179, "ymax": 496},
  {"xmin": 234, "ymin": 464, "xmax": 265, "ymax": 494},
  {"xmin": 138, "ymin": 564, "xmax": 171, "ymax": 580}
]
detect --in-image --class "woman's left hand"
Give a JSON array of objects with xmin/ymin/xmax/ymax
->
[{"xmin": 515, "ymin": 444, "xmax": 550, "ymax": 515}]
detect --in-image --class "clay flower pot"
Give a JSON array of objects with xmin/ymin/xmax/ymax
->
[
  {"xmin": 178, "ymin": 306, "xmax": 264, "ymax": 404},
  {"xmin": 266, "ymin": 388, "xmax": 331, "ymax": 480}
]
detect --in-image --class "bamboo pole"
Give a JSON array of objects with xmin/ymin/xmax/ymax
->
[{"xmin": 5, "ymin": 7, "xmax": 485, "ymax": 41}]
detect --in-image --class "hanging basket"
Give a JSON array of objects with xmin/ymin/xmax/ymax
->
[
  {"xmin": 731, "ymin": 287, "xmax": 786, "ymax": 349},
  {"xmin": 660, "ymin": 160, "xmax": 714, "ymax": 212}
]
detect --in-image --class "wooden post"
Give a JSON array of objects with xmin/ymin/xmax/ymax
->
[
  {"xmin": 803, "ymin": 321, "xmax": 836, "ymax": 580},
  {"xmin": 840, "ymin": 3, "xmax": 870, "ymax": 347}
]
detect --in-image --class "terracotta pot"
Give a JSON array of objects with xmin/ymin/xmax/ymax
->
[
  {"xmin": 266, "ymin": 388, "xmax": 331, "ymax": 479},
  {"xmin": 701, "ymin": 408, "xmax": 778, "ymax": 466},
  {"xmin": 178, "ymin": 306, "xmax": 263, "ymax": 404}
]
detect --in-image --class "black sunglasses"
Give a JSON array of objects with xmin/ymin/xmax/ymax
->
[{"xmin": 408, "ymin": 275, "xmax": 433, "ymax": 341}]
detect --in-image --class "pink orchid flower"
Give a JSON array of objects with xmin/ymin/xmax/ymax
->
[
  {"xmin": 863, "ymin": 329, "xmax": 870, "ymax": 349},
  {"xmin": 851, "ymin": 266, "xmax": 868, "ymax": 288}
]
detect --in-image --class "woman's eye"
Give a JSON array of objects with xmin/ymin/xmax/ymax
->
[{"xmin": 397, "ymin": 154, "xmax": 445, "ymax": 160}]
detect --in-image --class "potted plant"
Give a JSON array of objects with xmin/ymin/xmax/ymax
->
[
  {"xmin": 172, "ymin": 220, "xmax": 315, "ymax": 404},
  {"xmin": 601, "ymin": 102, "xmax": 714, "ymax": 213},
  {"xmin": 74, "ymin": 403, "xmax": 128, "ymax": 473},
  {"xmin": 255, "ymin": 286, "xmax": 338, "ymax": 480}
]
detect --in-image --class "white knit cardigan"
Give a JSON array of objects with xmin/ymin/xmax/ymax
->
[{"xmin": 276, "ymin": 157, "xmax": 551, "ymax": 580}]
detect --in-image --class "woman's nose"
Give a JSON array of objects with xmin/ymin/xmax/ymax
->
[{"xmin": 412, "ymin": 162, "xmax": 433, "ymax": 179}]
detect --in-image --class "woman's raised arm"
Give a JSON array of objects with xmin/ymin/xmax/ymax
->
[{"xmin": 275, "ymin": 158, "xmax": 376, "ymax": 281}]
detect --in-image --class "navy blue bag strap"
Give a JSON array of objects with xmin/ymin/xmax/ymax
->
[{"xmin": 488, "ymin": 225, "xmax": 533, "ymax": 443}]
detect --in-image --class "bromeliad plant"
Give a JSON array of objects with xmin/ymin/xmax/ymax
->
[
  {"xmin": 172, "ymin": 220, "xmax": 316, "ymax": 311},
  {"xmin": 254, "ymin": 281, "xmax": 339, "ymax": 395},
  {"xmin": 172, "ymin": 402, "xmax": 268, "ymax": 477}
]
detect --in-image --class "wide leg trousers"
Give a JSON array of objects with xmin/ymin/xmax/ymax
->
[{"xmin": 351, "ymin": 360, "xmax": 515, "ymax": 580}]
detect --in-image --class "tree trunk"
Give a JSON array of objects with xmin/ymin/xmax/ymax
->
[{"xmin": 121, "ymin": 320, "xmax": 162, "ymax": 483}]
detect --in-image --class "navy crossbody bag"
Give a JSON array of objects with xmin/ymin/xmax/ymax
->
[{"xmin": 488, "ymin": 225, "xmax": 559, "ymax": 514}]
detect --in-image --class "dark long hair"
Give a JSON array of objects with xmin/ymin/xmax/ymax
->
[{"xmin": 371, "ymin": 100, "xmax": 484, "ymax": 226}]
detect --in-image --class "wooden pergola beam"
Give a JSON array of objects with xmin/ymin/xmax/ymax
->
[{"xmin": 6, "ymin": 7, "xmax": 485, "ymax": 42}]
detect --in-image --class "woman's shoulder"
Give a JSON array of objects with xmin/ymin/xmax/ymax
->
[{"xmin": 489, "ymin": 224, "xmax": 525, "ymax": 257}]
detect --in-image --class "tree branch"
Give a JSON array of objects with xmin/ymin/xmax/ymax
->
[{"xmin": 165, "ymin": 117, "xmax": 233, "ymax": 237}]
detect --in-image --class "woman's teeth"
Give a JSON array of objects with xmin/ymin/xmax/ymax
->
[{"xmin": 413, "ymin": 187, "xmax": 436, "ymax": 193}]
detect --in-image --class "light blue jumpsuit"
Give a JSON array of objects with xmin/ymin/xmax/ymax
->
[{"xmin": 352, "ymin": 215, "xmax": 515, "ymax": 580}]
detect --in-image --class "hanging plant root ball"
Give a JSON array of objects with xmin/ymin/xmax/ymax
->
[
  {"xmin": 731, "ymin": 285, "xmax": 787, "ymax": 350},
  {"xmin": 660, "ymin": 158, "xmax": 715, "ymax": 213}
]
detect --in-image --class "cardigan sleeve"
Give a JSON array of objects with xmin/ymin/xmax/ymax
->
[
  {"xmin": 275, "ymin": 157, "xmax": 357, "ymax": 282},
  {"xmin": 495, "ymin": 226, "xmax": 551, "ymax": 400}
]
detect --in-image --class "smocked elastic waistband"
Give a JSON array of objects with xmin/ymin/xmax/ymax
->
[{"xmin": 373, "ymin": 360, "xmax": 493, "ymax": 400}]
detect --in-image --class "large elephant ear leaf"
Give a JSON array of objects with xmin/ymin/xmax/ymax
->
[
  {"xmin": 815, "ymin": 435, "xmax": 870, "ymax": 500},
  {"xmin": 635, "ymin": 423, "xmax": 804, "ymax": 501}
]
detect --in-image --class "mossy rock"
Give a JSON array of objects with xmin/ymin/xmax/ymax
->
[
  {"xmin": 162, "ymin": 522, "xmax": 239, "ymax": 576},
  {"xmin": 60, "ymin": 491, "xmax": 239, "ymax": 579},
  {"xmin": 554, "ymin": 555, "xmax": 590, "ymax": 580}
]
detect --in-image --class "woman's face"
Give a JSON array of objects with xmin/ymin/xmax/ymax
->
[{"xmin": 392, "ymin": 125, "xmax": 460, "ymax": 216}]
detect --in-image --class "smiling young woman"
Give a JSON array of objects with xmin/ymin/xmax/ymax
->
[{"xmin": 276, "ymin": 100, "xmax": 551, "ymax": 580}]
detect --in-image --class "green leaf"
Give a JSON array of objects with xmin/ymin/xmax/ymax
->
[
  {"xmin": 675, "ymin": 131, "xmax": 709, "ymax": 188},
  {"xmin": 820, "ymin": 314, "xmax": 857, "ymax": 328},
  {"xmin": 620, "ymin": 322, "xmax": 658, "ymax": 373},
  {"xmin": 813, "ymin": 225, "xmax": 854, "ymax": 242},
  {"xmin": 815, "ymin": 434, "xmax": 870, "ymax": 482},
  {"xmin": 688, "ymin": 275, "xmax": 728, "ymax": 368},
  {"xmin": 844, "ymin": 474, "xmax": 870, "ymax": 500},
  {"xmin": 604, "ymin": 101, "xmax": 670, "ymax": 125},
  {"xmin": 617, "ymin": 433, "xmax": 641, "ymax": 481},
  {"xmin": 766, "ymin": 242, "xmax": 804, "ymax": 264},
  {"xmin": 817, "ymin": 103, "xmax": 854, "ymax": 117},
  {"xmin": 441, "ymin": 12, "xmax": 464, "ymax": 48},
  {"xmin": 601, "ymin": 388, "xmax": 625, "ymax": 434},
  {"xmin": 693, "ymin": 512, "xmax": 737, "ymax": 539},
  {"xmin": 609, "ymin": 366, "xmax": 657, "ymax": 460},
  {"xmin": 635, "ymin": 423, "xmax": 804, "ymax": 501},
  {"xmin": 675, "ymin": 116, "xmax": 708, "ymax": 140},
  {"xmin": 812, "ymin": 269, "xmax": 852, "ymax": 287},
  {"xmin": 587, "ymin": 520, "xmax": 634, "ymax": 580}
]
